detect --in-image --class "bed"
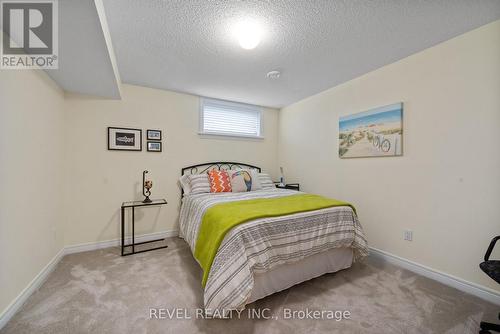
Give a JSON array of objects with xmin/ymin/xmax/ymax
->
[{"xmin": 178, "ymin": 162, "xmax": 368, "ymax": 316}]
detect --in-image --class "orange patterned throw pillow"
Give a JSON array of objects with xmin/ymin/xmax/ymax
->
[{"xmin": 208, "ymin": 170, "xmax": 232, "ymax": 193}]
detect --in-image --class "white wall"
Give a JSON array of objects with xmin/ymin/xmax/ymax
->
[
  {"xmin": 1, "ymin": 20, "xmax": 499, "ymax": 322},
  {"xmin": 64, "ymin": 84, "xmax": 279, "ymax": 246},
  {"xmin": 0, "ymin": 79, "xmax": 277, "ymax": 321},
  {"xmin": 0, "ymin": 69, "xmax": 66, "ymax": 314},
  {"xmin": 278, "ymin": 20, "xmax": 500, "ymax": 292}
]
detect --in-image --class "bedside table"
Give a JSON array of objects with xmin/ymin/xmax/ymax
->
[
  {"xmin": 121, "ymin": 199, "xmax": 168, "ymax": 256},
  {"xmin": 275, "ymin": 183, "xmax": 300, "ymax": 191}
]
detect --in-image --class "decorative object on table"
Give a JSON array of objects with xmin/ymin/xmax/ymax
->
[
  {"xmin": 108, "ymin": 127, "xmax": 142, "ymax": 151},
  {"xmin": 142, "ymin": 170, "xmax": 153, "ymax": 203},
  {"xmin": 121, "ymin": 199, "xmax": 168, "ymax": 256},
  {"xmin": 339, "ymin": 103, "xmax": 403, "ymax": 158},
  {"xmin": 147, "ymin": 129, "xmax": 162, "ymax": 141},
  {"xmin": 279, "ymin": 166, "xmax": 285, "ymax": 187},
  {"xmin": 147, "ymin": 141, "xmax": 162, "ymax": 152}
]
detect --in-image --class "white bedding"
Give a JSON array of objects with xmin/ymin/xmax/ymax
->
[{"xmin": 179, "ymin": 188, "xmax": 368, "ymax": 315}]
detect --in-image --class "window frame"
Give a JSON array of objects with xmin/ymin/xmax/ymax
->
[{"xmin": 199, "ymin": 97, "xmax": 264, "ymax": 139}]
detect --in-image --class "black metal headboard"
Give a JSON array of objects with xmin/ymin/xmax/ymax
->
[
  {"xmin": 181, "ymin": 161, "xmax": 261, "ymax": 176},
  {"xmin": 181, "ymin": 162, "xmax": 261, "ymax": 196}
]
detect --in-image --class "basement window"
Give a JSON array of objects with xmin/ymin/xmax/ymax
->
[{"xmin": 199, "ymin": 98, "xmax": 263, "ymax": 139}]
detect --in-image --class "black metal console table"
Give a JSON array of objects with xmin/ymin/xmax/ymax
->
[{"xmin": 121, "ymin": 199, "xmax": 168, "ymax": 256}]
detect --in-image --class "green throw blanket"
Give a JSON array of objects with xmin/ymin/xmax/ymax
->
[{"xmin": 194, "ymin": 193, "xmax": 356, "ymax": 286}]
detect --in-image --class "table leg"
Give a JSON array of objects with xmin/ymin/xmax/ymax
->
[
  {"xmin": 132, "ymin": 206, "xmax": 135, "ymax": 254},
  {"xmin": 121, "ymin": 201, "xmax": 168, "ymax": 256},
  {"xmin": 121, "ymin": 206, "xmax": 124, "ymax": 256}
]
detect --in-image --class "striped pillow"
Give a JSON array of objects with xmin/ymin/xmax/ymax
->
[
  {"xmin": 188, "ymin": 174, "xmax": 211, "ymax": 194},
  {"xmin": 258, "ymin": 173, "xmax": 275, "ymax": 189},
  {"xmin": 208, "ymin": 170, "xmax": 232, "ymax": 193},
  {"xmin": 179, "ymin": 174, "xmax": 191, "ymax": 195},
  {"xmin": 249, "ymin": 170, "xmax": 262, "ymax": 190}
]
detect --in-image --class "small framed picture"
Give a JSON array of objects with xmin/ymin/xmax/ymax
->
[
  {"xmin": 147, "ymin": 129, "xmax": 162, "ymax": 141},
  {"xmin": 108, "ymin": 127, "xmax": 142, "ymax": 151},
  {"xmin": 147, "ymin": 141, "xmax": 162, "ymax": 152}
]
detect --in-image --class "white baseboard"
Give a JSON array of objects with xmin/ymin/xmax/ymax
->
[
  {"xmin": 0, "ymin": 230, "xmax": 179, "ymax": 330},
  {"xmin": 64, "ymin": 230, "xmax": 179, "ymax": 254},
  {"xmin": 0, "ymin": 247, "xmax": 65, "ymax": 330},
  {"xmin": 369, "ymin": 246, "xmax": 500, "ymax": 306}
]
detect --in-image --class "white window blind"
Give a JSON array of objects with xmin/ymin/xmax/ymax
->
[{"xmin": 200, "ymin": 98, "xmax": 263, "ymax": 138}]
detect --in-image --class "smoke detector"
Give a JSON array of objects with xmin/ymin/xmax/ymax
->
[{"xmin": 266, "ymin": 70, "xmax": 281, "ymax": 80}]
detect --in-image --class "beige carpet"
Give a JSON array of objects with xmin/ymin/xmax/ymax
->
[{"xmin": 1, "ymin": 237, "xmax": 497, "ymax": 334}]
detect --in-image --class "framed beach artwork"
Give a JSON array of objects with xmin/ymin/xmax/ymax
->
[{"xmin": 339, "ymin": 103, "xmax": 403, "ymax": 158}]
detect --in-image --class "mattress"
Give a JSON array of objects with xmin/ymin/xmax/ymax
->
[{"xmin": 179, "ymin": 188, "xmax": 368, "ymax": 315}]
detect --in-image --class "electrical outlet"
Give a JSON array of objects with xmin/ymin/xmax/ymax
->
[{"xmin": 404, "ymin": 230, "xmax": 413, "ymax": 241}]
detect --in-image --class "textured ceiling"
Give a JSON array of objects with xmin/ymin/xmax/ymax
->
[{"xmin": 101, "ymin": 0, "xmax": 500, "ymax": 108}]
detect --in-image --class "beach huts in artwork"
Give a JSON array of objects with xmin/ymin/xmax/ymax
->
[{"xmin": 339, "ymin": 103, "xmax": 403, "ymax": 158}]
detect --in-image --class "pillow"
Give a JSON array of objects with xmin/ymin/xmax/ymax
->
[
  {"xmin": 249, "ymin": 170, "xmax": 262, "ymax": 190},
  {"xmin": 208, "ymin": 170, "xmax": 232, "ymax": 193},
  {"xmin": 179, "ymin": 174, "xmax": 191, "ymax": 195},
  {"xmin": 258, "ymin": 173, "xmax": 275, "ymax": 189},
  {"xmin": 188, "ymin": 174, "xmax": 211, "ymax": 194},
  {"xmin": 229, "ymin": 170, "xmax": 262, "ymax": 192}
]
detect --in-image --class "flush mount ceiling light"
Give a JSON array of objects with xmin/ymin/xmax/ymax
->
[{"xmin": 233, "ymin": 19, "xmax": 263, "ymax": 50}]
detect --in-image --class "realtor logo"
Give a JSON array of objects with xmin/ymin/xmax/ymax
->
[{"xmin": 1, "ymin": 0, "xmax": 58, "ymax": 69}]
